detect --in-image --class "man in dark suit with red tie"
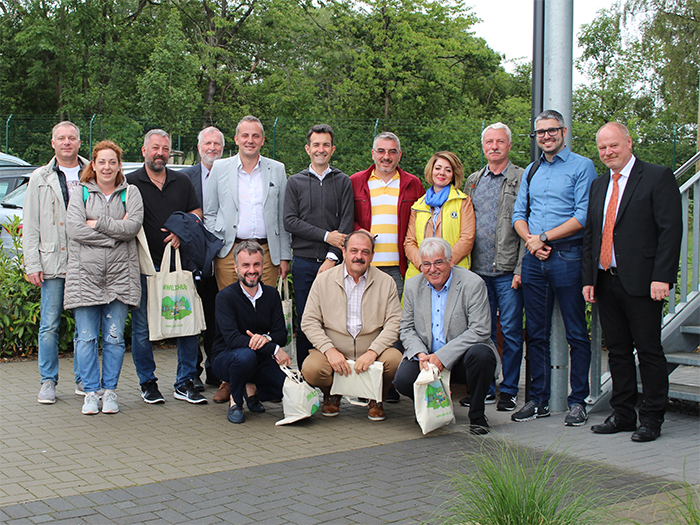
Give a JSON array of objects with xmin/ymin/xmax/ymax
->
[{"xmin": 582, "ymin": 122, "xmax": 682, "ymax": 442}]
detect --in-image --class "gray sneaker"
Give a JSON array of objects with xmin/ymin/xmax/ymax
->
[
  {"xmin": 82, "ymin": 392, "xmax": 100, "ymax": 415},
  {"xmin": 75, "ymin": 381, "xmax": 105, "ymax": 398},
  {"xmin": 38, "ymin": 380, "xmax": 56, "ymax": 404},
  {"xmin": 564, "ymin": 403, "xmax": 588, "ymax": 426},
  {"xmin": 101, "ymin": 390, "xmax": 119, "ymax": 414}
]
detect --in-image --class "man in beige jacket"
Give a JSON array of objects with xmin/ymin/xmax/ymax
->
[{"xmin": 301, "ymin": 231, "xmax": 402, "ymax": 421}]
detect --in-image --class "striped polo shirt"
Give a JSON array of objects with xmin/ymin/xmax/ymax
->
[{"xmin": 368, "ymin": 171, "xmax": 400, "ymax": 267}]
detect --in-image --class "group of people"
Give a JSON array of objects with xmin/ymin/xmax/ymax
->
[{"xmin": 25, "ymin": 110, "xmax": 682, "ymax": 442}]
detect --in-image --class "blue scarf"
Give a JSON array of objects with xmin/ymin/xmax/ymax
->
[{"xmin": 424, "ymin": 185, "xmax": 450, "ymax": 208}]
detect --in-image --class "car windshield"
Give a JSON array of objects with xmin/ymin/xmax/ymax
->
[{"xmin": 1, "ymin": 183, "xmax": 27, "ymax": 208}]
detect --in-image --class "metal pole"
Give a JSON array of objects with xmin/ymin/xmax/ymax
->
[
  {"xmin": 272, "ymin": 117, "xmax": 279, "ymax": 160},
  {"xmin": 89, "ymin": 114, "xmax": 97, "ymax": 154},
  {"xmin": 543, "ymin": 0, "xmax": 574, "ymax": 150},
  {"xmin": 5, "ymin": 114, "xmax": 12, "ymax": 153},
  {"xmin": 673, "ymin": 123, "xmax": 677, "ymax": 171},
  {"xmin": 531, "ymin": 0, "xmax": 545, "ymax": 161},
  {"xmin": 543, "ymin": 0, "xmax": 574, "ymax": 413},
  {"xmin": 373, "ymin": 118, "xmax": 379, "ymax": 137}
]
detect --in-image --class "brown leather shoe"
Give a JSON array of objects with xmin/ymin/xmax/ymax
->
[
  {"xmin": 368, "ymin": 400, "xmax": 386, "ymax": 421},
  {"xmin": 213, "ymin": 382, "xmax": 230, "ymax": 404},
  {"xmin": 322, "ymin": 395, "xmax": 341, "ymax": 417}
]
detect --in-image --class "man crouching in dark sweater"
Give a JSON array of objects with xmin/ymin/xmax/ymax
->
[
  {"xmin": 283, "ymin": 124, "xmax": 354, "ymax": 370},
  {"xmin": 210, "ymin": 241, "xmax": 291, "ymax": 424}
]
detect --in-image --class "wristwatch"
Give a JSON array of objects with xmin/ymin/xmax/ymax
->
[
  {"xmin": 539, "ymin": 232, "xmax": 548, "ymax": 243},
  {"xmin": 263, "ymin": 334, "xmax": 272, "ymax": 342}
]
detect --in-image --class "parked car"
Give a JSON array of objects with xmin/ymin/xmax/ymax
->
[
  {"xmin": 0, "ymin": 167, "xmax": 34, "ymax": 201},
  {"xmin": 0, "ymin": 183, "xmax": 27, "ymax": 255},
  {"xmin": 0, "ymin": 152, "xmax": 31, "ymax": 167}
]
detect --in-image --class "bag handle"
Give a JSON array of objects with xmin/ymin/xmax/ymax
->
[
  {"xmin": 159, "ymin": 241, "xmax": 182, "ymax": 274},
  {"xmin": 277, "ymin": 276, "xmax": 291, "ymax": 301},
  {"xmin": 279, "ymin": 365, "xmax": 304, "ymax": 384}
]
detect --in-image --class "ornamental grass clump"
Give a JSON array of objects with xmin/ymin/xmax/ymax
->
[{"xmin": 435, "ymin": 440, "xmax": 615, "ymax": 525}]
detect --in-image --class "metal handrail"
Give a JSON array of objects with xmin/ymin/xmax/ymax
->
[{"xmin": 674, "ymin": 150, "xmax": 700, "ymax": 180}]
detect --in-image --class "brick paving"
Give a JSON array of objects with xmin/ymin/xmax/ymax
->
[{"xmin": 1, "ymin": 347, "xmax": 698, "ymax": 524}]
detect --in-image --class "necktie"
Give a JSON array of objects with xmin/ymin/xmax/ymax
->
[{"xmin": 600, "ymin": 173, "xmax": 621, "ymax": 270}]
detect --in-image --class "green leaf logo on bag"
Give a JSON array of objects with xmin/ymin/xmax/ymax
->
[
  {"xmin": 161, "ymin": 295, "xmax": 193, "ymax": 320},
  {"xmin": 306, "ymin": 390, "xmax": 320, "ymax": 415},
  {"xmin": 424, "ymin": 380, "xmax": 450, "ymax": 410}
]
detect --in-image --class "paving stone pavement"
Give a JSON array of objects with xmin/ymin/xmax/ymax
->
[{"xmin": 1, "ymin": 348, "xmax": 698, "ymax": 524}]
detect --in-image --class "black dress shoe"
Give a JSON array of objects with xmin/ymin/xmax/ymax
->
[
  {"xmin": 245, "ymin": 394, "xmax": 265, "ymax": 413},
  {"xmin": 631, "ymin": 422, "xmax": 661, "ymax": 442},
  {"xmin": 591, "ymin": 414, "xmax": 637, "ymax": 434},
  {"xmin": 193, "ymin": 376, "xmax": 205, "ymax": 392},
  {"xmin": 469, "ymin": 416, "xmax": 490, "ymax": 435}
]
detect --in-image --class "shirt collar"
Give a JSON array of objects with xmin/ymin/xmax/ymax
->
[
  {"xmin": 369, "ymin": 169, "xmax": 400, "ymax": 183},
  {"xmin": 611, "ymin": 154, "xmax": 636, "ymax": 178},
  {"xmin": 309, "ymin": 164, "xmax": 332, "ymax": 180},
  {"xmin": 237, "ymin": 156, "xmax": 261, "ymax": 174},
  {"xmin": 240, "ymin": 282, "xmax": 263, "ymax": 302},
  {"xmin": 343, "ymin": 265, "xmax": 368, "ymax": 283},
  {"xmin": 541, "ymin": 145, "xmax": 571, "ymax": 164}
]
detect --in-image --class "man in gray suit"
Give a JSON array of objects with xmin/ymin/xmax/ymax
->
[
  {"xmin": 180, "ymin": 126, "xmax": 225, "ymax": 389},
  {"xmin": 205, "ymin": 115, "xmax": 291, "ymax": 291},
  {"xmin": 393, "ymin": 237, "xmax": 499, "ymax": 434},
  {"xmin": 204, "ymin": 116, "xmax": 291, "ymax": 403}
]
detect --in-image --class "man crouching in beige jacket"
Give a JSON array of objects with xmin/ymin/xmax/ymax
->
[{"xmin": 301, "ymin": 230, "xmax": 402, "ymax": 421}]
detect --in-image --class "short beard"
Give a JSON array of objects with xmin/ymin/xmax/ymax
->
[
  {"xmin": 240, "ymin": 273, "xmax": 261, "ymax": 289},
  {"xmin": 146, "ymin": 157, "xmax": 166, "ymax": 172}
]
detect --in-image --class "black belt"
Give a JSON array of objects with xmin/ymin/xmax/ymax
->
[
  {"xmin": 600, "ymin": 267, "xmax": 618, "ymax": 276},
  {"xmin": 548, "ymin": 239, "xmax": 582, "ymax": 251},
  {"xmin": 235, "ymin": 237, "xmax": 267, "ymax": 245}
]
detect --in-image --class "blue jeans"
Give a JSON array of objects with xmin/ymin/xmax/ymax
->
[
  {"xmin": 74, "ymin": 300, "xmax": 128, "ymax": 392},
  {"xmin": 131, "ymin": 274, "xmax": 199, "ymax": 389},
  {"xmin": 212, "ymin": 347, "xmax": 285, "ymax": 406},
  {"xmin": 38, "ymin": 277, "xmax": 80, "ymax": 385},
  {"xmin": 521, "ymin": 247, "xmax": 591, "ymax": 407},
  {"xmin": 478, "ymin": 273, "xmax": 523, "ymax": 397},
  {"xmin": 291, "ymin": 256, "xmax": 323, "ymax": 369}
]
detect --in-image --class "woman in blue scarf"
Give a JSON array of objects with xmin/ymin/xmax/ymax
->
[{"xmin": 404, "ymin": 151, "xmax": 475, "ymax": 280}]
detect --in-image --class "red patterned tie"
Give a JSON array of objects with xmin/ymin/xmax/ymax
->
[{"xmin": 600, "ymin": 173, "xmax": 621, "ymax": 270}]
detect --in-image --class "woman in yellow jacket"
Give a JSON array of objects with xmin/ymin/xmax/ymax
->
[{"xmin": 404, "ymin": 151, "xmax": 475, "ymax": 280}]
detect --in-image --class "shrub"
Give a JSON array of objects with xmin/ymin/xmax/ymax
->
[{"xmin": 0, "ymin": 216, "xmax": 74, "ymax": 358}]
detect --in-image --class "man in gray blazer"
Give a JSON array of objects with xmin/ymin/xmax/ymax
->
[
  {"xmin": 394, "ymin": 237, "xmax": 499, "ymax": 434},
  {"xmin": 180, "ymin": 126, "xmax": 225, "ymax": 390},
  {"xmin": 204, "ymin": 115, "xmax": 291, "ymax": 291}
]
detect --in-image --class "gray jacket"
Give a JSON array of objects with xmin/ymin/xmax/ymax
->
[
  {"xmin": 463, "ymin": 161, "xmax": 525, "ymax": 275},
  {"xmin": 64, "ymin": 179, "xmax": 143, "ymax": 309},
  {"xmin": 400, "ymin": 266, "xmax": 500, "ymax": 379},
  {"xmin": 23, "ymin": 156, "xmax": 89, "ymax": 278}
]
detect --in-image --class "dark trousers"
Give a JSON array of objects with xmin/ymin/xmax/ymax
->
[
  {"xmin": 291, "ymin": 256, "xmax": 324, "ymax": 369},
  {"xmin": 211, "ymin": 347, "xmax": 285, "ymax": 407},
  {"xmin": 195, "ymin": 275, "xmax": 219, "ymax": 383},
  {"xmin": 597, "ymin": 270, "xmax": 668, "ymax": 426},
  {"xmin": 393, "ymin": 343, "xmax": 496, "ymax": 420}
]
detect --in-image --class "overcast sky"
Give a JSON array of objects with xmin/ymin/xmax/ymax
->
[{"xmin": 469, "ymin": 0, "xmax": 614, "ymax": 86}]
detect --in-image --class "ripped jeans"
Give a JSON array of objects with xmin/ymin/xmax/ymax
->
[{"xmin": 73, "ymin": 300, "xmax": 129, "ymax": 393}]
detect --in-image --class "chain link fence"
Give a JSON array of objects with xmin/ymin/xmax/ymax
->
[{"xmin": 2, "ymin": 115, "xmax": 697, "ymax": 183}]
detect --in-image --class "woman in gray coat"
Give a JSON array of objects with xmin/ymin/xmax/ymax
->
[{"xmin": 65, "ymin": 141, "xmax": 143, "ymax": 415}]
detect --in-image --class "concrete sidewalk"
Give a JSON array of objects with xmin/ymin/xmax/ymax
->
[{"xmin": 1, "ymin": 348, "xmax": 698, "ymax": 524}]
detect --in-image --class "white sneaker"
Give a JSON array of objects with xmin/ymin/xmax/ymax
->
[
  {"xmin": 82, "ymin": 392, "xmax": 100, "ymax": 415},
  {"xmin": 38, "ymin": 380, "xmax": 56, "ymax": 404},
  {"xmin": 101, "ymin": 390, "xmax": 119, "ymax": 414}
]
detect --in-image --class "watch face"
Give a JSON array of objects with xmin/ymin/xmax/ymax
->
[{"xmin": 540, "ymin": 233, "xmax": 547, "ymax": 242}]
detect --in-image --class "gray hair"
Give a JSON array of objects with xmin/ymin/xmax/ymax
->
[
  {"xmin": 372, "ymin": 132, "xmax": 401, "ymax": 151},
  {"xmin": 198, "ymin": 126, "xmax": 225, "ymax": 147},
  {"xmin": 481, "ymin": 122, "xmax": 512, "ymax": 143},
  {"xmin": 144, "ymin": 129, "xmax": 170, "ymax": 148},
  {"xmin": 233, "ymin": 240, "xmax": 265, "ymax": 266},
  {"xmin": 236, "ymin": 115, "xmax": 264, "ymax": 138},
  {"xmin": 52, "ymin": 121, "xmax": 80, "ymax": 140},
  {"xmin": 344, "ymin": 230, "xmax": 375, "ymax": 251},
  {"xmin": 419, "ymin": 237, "xmax": 452, "ymax": 263},
  {"xmin": 534, "ymin": 109, "xmax": 565, "ymax": 128}
]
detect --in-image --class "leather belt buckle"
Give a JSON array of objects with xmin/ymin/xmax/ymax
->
[{"xmin": 608, "ymin": 267, "xmax": 618, "ymax": 276}]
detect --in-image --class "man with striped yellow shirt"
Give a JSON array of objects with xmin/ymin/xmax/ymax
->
[{"xmin": 350, "ymin": 132, "xmax": 424, "ymax": 299}]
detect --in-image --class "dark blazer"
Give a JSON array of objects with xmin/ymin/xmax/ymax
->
[
  {"xmin": 180, "ymin": 163, "xmax": 204, "ymax": 208},
  {"xmin": 582, "ymin": 158, "xmax": 682, "ymax": 296}
]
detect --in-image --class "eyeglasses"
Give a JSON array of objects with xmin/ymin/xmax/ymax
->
[
  {"xmin": 373, "ymin": 148, "xmax": 400, "ymax": 156},
  {"xmin": 420, "ymin": 259, "xmax": 447, "ymax": 270},
  {"xmin": 529, "ymin": 127, "xmax": 564, "ymax": 138}
]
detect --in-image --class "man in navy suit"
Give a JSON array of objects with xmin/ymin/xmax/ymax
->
[
  {"xmin": 582, "ymin": 122, "xmax": 682, "ymax": 442},
  {"xmin": 180, "ymin": 126, "xmax": 225, "ymax": 390}
]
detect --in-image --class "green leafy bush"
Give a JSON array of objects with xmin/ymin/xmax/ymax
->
[{"xmin": 0, "ymin": 216, "xmax": 74, "ymax": 358}]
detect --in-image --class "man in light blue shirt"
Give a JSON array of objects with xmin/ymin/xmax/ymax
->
[{"xmin": 511, "ymin": 109, "xmax": 597, "ymax": 427}]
